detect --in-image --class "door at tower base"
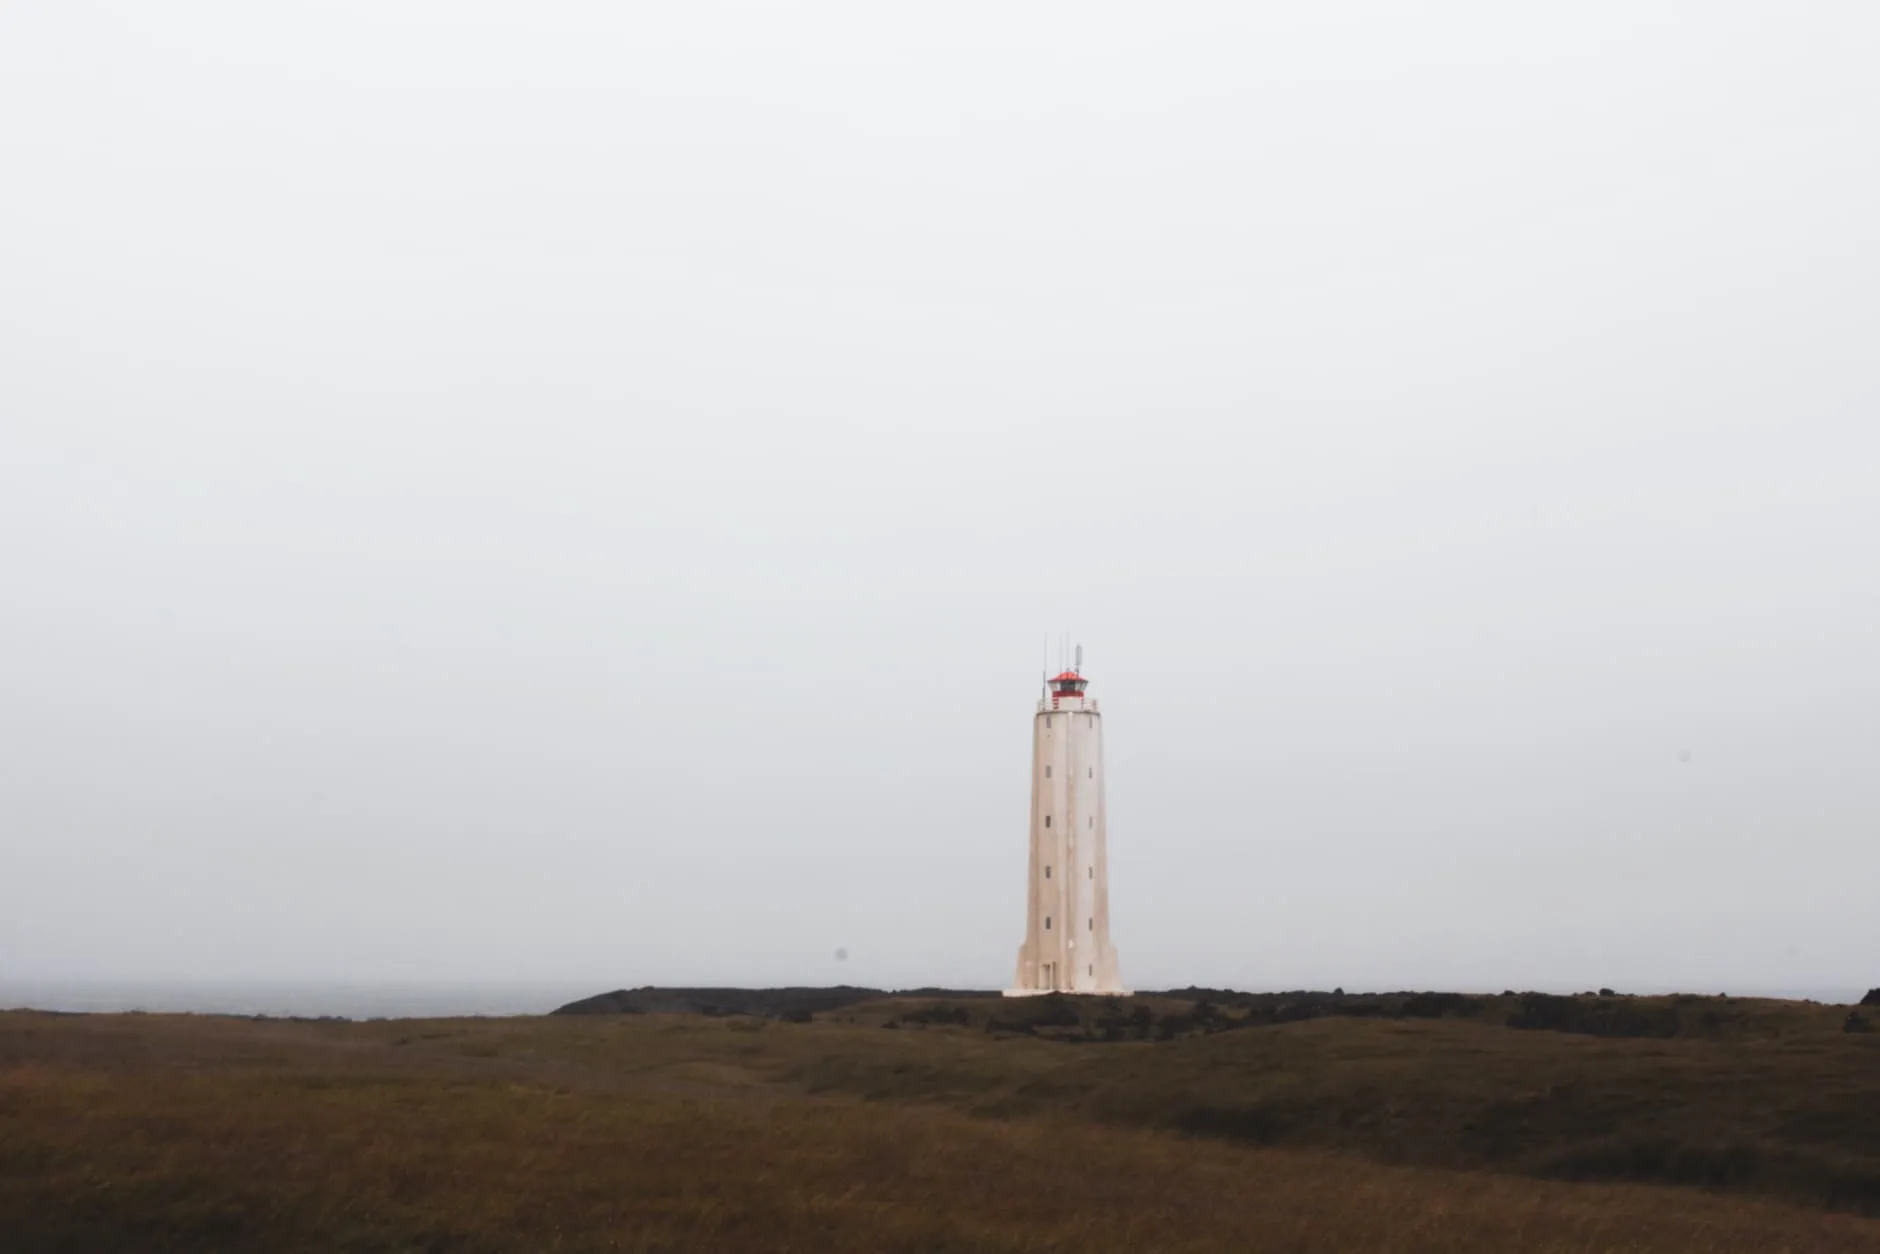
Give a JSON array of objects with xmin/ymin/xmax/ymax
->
[{"xmin": 1005, "ymin": 666, "xmax": 1128, "ymax": 997}]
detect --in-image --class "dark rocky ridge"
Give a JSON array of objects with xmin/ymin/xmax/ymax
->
[
  {"xmin": 553, "ymin": 986, "xmax": 1856, "ymax": 1044},
  {"xmin": 551, "ymin": 985, "xmax": 1000, "ymax": 1019}
]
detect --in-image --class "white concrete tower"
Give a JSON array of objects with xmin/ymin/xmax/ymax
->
[{"xmin": 1007, "ymin": 659, "xmax": 1125, "ymax": 995}]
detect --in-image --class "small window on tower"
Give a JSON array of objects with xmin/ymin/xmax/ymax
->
[
  {"xmin": 1088, "ymin": 964, "xmax": 1094, "ymax": 976},
  {"xmin": 1088, "ymin": 767, "xmax": 1093, "ymax": 778},
  {"xmin": 1088, "ymin": 918, "xmax": 1094, "ymax": 931},
  {"xmin": 1045, "ymin": 916, "xmax": 1052, "ymax": 930},
  {"xmin": 1088, "ymin": 866, "xmax": 1093, "ymax": 878},
  {"xmin": 1044, "ymin": 815, "xmax": 1051, "ymax": 827},
  {"xmin": 1045, "ymin": 765, "xmax": 1052, "ymax": 778},
  {"xmin": 1045, "ymin": 865, "xmax": 1051, "ymax": 879},
  {"xmin": 1045, "ymin": 717, "xmax": 1052, "ymax": 729},
  {"xmin": 1088, "ymin": 816, "xmax": 1094, "ymax": 829}
]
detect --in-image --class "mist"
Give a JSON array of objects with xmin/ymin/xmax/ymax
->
[{"xmin": 3, "ymin": 2, "xmax": 1877, "ymax": 998}]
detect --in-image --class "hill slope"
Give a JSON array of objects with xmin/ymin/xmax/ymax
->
[{"xmin": 5, "ymin": 993, "xmax": 1880, "ymax": 1251}]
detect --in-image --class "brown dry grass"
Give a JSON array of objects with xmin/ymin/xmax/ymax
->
[{"xmin": 3, "ymin": 1007, "xmax": 1879, "ymax": 1252}]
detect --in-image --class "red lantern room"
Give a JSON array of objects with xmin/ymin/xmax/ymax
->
[{"xmin": 1048, "ymin": 670, "xmax": 1088, "ymax": 702}]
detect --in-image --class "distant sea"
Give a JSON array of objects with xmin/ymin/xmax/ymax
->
[{"xmin": 0, "ymin": 981, "xmax": 614, "ymax": 1019}]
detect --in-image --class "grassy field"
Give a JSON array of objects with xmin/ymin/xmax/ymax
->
[{"xmin": 4, "ymin": 993, "xmax": 1880, "ymax": 1252}]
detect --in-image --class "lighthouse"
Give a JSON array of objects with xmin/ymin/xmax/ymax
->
[{"xmin": 1006, "ymin": 657, "xmax": 1126, "ymax": 995}]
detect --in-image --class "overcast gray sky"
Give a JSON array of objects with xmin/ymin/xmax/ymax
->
[{"xmin": 3, "ymin": 2, "xmax": 1877, "ymax": 998}]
